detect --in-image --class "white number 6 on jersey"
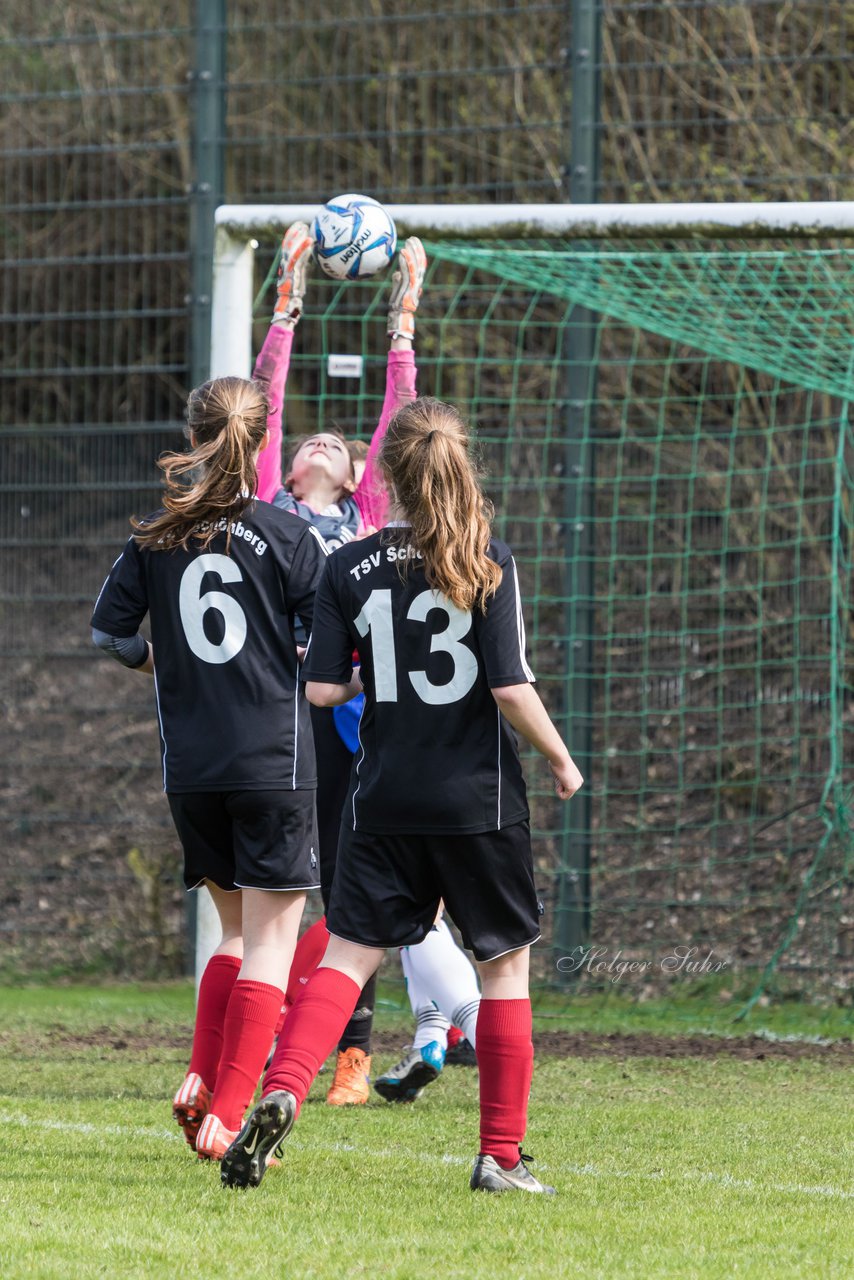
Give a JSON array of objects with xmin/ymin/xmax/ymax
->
[{"xmin": 179, "ymin": 555, "xmax": 247, "ymax": 664}]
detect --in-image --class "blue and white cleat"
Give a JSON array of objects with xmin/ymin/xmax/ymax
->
[{"xmin": 373, "ymin": 1041, "xmax": 446, "ymax": 1103}]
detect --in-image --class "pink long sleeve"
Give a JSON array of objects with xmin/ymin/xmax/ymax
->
[
  {"xmin": 252, "ymin": 324, "xmax": 294, "ymax": 503},
  {"xmin": 355, "ymin": 348, "xmax": 417, "ymax": 532}
]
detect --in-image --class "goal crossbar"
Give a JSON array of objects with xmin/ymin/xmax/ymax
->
[
  {"xmin": 211, "ymin": 201, "xmax": 854, "ymax": 379},
  {"xmin": 216, "ymin": 201, "xmax": 854, "ymax": 241}
]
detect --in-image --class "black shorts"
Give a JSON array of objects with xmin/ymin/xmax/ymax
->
[
  {"xmin": 168, "ymin": 790, "xmax": 320, "ymax": 893},
  {"xmin": 326, "ymin": 820, "xmax": 541, "ymax": 963}
]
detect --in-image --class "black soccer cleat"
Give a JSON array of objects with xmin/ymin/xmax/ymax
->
[
  {"xmin": 470, "ymin": 1152, "xmax": 556, "ymax": 1195},
  {"xmin": 220, "ymin": 1090, "xmax": 297, "ymax": 1190},
  {"xmin": 444, "ymin": 1036, "xmax": 478, "ymax": 1067}
]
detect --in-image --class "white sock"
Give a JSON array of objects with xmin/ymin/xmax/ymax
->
[
  {"xmin": 401, "ymin": 945, "xmax": 449, "ymax": 1051},
  {"xmin": 405, "ymin": 919, "xmax": 481, "ymax": 1048},
  {"xmin": 449, "ymin": 997, "xmax": 480, "ymax": 1047},
  {"xmin": 412, "ymin": 1003, "xmax": 450, "ymax": 1052}
]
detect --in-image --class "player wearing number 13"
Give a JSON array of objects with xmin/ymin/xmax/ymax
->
[
  {"xmin": 221, "ymin": 397, "xmax": 583, "ymax": 1195},
  {"xmin": 90, "ymin": 376, "xmax": 326, "ymax": 1162}
]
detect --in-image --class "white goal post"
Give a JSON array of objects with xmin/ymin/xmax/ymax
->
[
  {"xmin": 210, "ymin": 201, "xmax": 854, "ymax": 378},
  {"xmin": 197, "ymin": 198, "xmax": 854, "ymax": 984}
]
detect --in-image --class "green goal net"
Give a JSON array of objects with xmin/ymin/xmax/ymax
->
[{"xmin": 251, "ymin": 237, "xmax": 854, "ymax": 1002}]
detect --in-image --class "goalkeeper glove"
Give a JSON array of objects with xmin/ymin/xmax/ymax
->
[
  {"xmin": 387, "ymin": 237, "xmax": 427, "ymax": 341},
  {"xmin": 272, "ymin": 222, "xmax": 313, "ymax": 327}
]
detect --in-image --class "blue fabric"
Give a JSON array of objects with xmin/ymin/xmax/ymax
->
[{"xmin": 333, "ymin": 693, "xmax": 365, "ymax": 754}]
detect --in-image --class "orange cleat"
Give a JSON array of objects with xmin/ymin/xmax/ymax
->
[
  {"xmin": 196, "ymin": 1111, "xmax": 282, "ymax": 1167},
  {"xmin": 326, "ymin": 1048, "xmax": 372, "ymax": 1106},
  {"xmin": 195, "ymin": 1113, "xmax": 238, "ymax": 1162},
  {"xmin": 172, "ymin": 1072, "xmax": 212, "ymax": 1151}
]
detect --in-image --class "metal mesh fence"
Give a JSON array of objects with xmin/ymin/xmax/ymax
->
[
  {"xmin": 599, "ymin": 0, "xmax": 852, "ymax": 202},
  {"xmin": 1, "ymin": 1, "xmax": 851, "ymax": 980},
  {"xmin": 1, "ymin": 8, "xmax": 194, "ymax": 977}
]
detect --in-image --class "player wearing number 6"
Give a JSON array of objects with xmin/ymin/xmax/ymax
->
[
  {"xmin": 221, "ymin": 397, "xmax": 583, "ymax": 1196},
  {"xmin": 90, "ymin": 376, "xmax": 326, "ymax": 1162}
]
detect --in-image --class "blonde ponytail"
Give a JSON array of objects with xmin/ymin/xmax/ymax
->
[
  {"xmin": 132, "ymin": 377, "xmax": 269, "ymax": 552},
  {"xmin": 380, "ymin": 397, "xmax": 502, "ymax": 612}
]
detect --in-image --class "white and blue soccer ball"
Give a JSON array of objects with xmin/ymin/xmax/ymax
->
[{"xmin": 311, "ymin": 193, "xmax": 397, "ymax": 280}]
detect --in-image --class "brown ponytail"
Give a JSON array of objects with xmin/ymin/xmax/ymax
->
[
  {"xmin": 132, "ymin": 377, "xmax": 269, "ymax": 552},
  {"xmin": 380, "ymin": 397, "xmax": 502, "ymax": 612}
]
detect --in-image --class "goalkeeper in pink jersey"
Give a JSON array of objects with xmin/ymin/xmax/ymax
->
[{"xmin": 250, "ymin": 225, "xmax": 425, "ymax": 1106}]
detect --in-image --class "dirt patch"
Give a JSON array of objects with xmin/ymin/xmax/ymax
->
[
  {"xmin": 19, "ymin": 1024, "xmax": 853, "ymax": 1063},
  {"xmin": 528, "ymin": 1030, "xmax": 854, "ymax": 1063}
]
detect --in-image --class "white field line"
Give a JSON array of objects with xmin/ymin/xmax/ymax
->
[{"xmin": 4, "ymin": 1113, "xmax": 852, "ymax": 1202}]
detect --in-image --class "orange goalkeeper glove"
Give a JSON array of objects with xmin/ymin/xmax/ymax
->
[{"xmin": 387, "ymin": 236, "xmax": 427, "ymax": 341}]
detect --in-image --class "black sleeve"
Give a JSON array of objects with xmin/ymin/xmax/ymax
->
[
  {"xmin": 282, "ymin": 524, "xmax": 327, "ymax": 639},
  {"xmin": 300, "ymin": 561, "xmax": 355, "ymax": 684},
  {"xmin": 473, "ymin": 550, "xmax": 536, "ymax": 688},
  {"xmin": 91, "ymin": 537, "xmax": 149, "ymax": 637}
]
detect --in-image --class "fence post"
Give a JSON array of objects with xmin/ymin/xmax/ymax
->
[
  {"xmin": 187, "ymin": 0, "xmax": 228, "ymax": 980},
  {"xmin": 189, "ymin": 0, "xmax": 226, "ymax": 389},
  {"xmin": 555, "ymin": 0, "xmax": 602, "ymax": 974}
]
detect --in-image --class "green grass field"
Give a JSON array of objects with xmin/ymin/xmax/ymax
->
[{"xmin": 0, "ymin": 984, "xmax": 851, "ymax": 1280}]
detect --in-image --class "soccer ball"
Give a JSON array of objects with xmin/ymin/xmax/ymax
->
[{"xmin": 311, "ymin": 193, "xmax": 397, "ymax": 280}]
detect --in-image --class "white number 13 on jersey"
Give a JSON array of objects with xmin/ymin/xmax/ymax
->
[{"xmin": 355, "ymin": 588, "xmax": 478, "ymax": 705}]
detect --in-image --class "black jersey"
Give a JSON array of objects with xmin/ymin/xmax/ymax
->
[
  {"xmin": 301, "ymin": 530, "xmax": 534, "ymax": 834},
  {"xmin": 91, "ymin": 501, "xmax": 326, "ymax": 794}
]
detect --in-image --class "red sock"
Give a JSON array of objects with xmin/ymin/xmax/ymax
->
[
  {"xmin": 211, "ymin": 980, "xmax": 285, "ymax": 1131},
  {"xmin": 447, "ymin": 1025, "xmax": 464, "ymax": 1050},
  {"xmin": 263, "ymin": 967, "xmax": 361, "ymax": 1111},
  {"xmin": 187, "ymin": 953, "xmax": 242, "ymax": 1090},
  {"xmin": 476, "ymin": 998, "xmax": 534, "ymax": 1170},
  {"xmin": 275, "ymin": 916, "xmax": 330, "ymax": 1035}
]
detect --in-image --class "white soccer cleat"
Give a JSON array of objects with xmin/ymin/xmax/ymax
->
[{"xmin": 470, "ymin": 1152, "xmax": 556, "ymax": 1195}]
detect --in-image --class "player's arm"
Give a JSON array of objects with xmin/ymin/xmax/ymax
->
[
  {"xmin": 355, "ymin": 238, "xmax": 426, "ymax": 531},
  {"xmin": 305, "ymin": 668, "xmax": 364, "ymax": 708},
  {"xmin": 91, "ymin": 538, "xmax": 154, "ymax": 675},
  {"xmin": 301, "ymin": 562, "xmax": 362, "ymax": 706},
  {"xmin": 254, "ymin": 223, "xmax": 313, "ymax": 503},
  {"xmin": 490, "ymin": 683, "xmax": 582, "ymax": 799},
  {"xmin": 476, "ymin": 548, "xmax": 583, "ymax": 800},
  {"xmin": 91, "ymin": 629, "xmax": 153, "ymax": 674}
]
